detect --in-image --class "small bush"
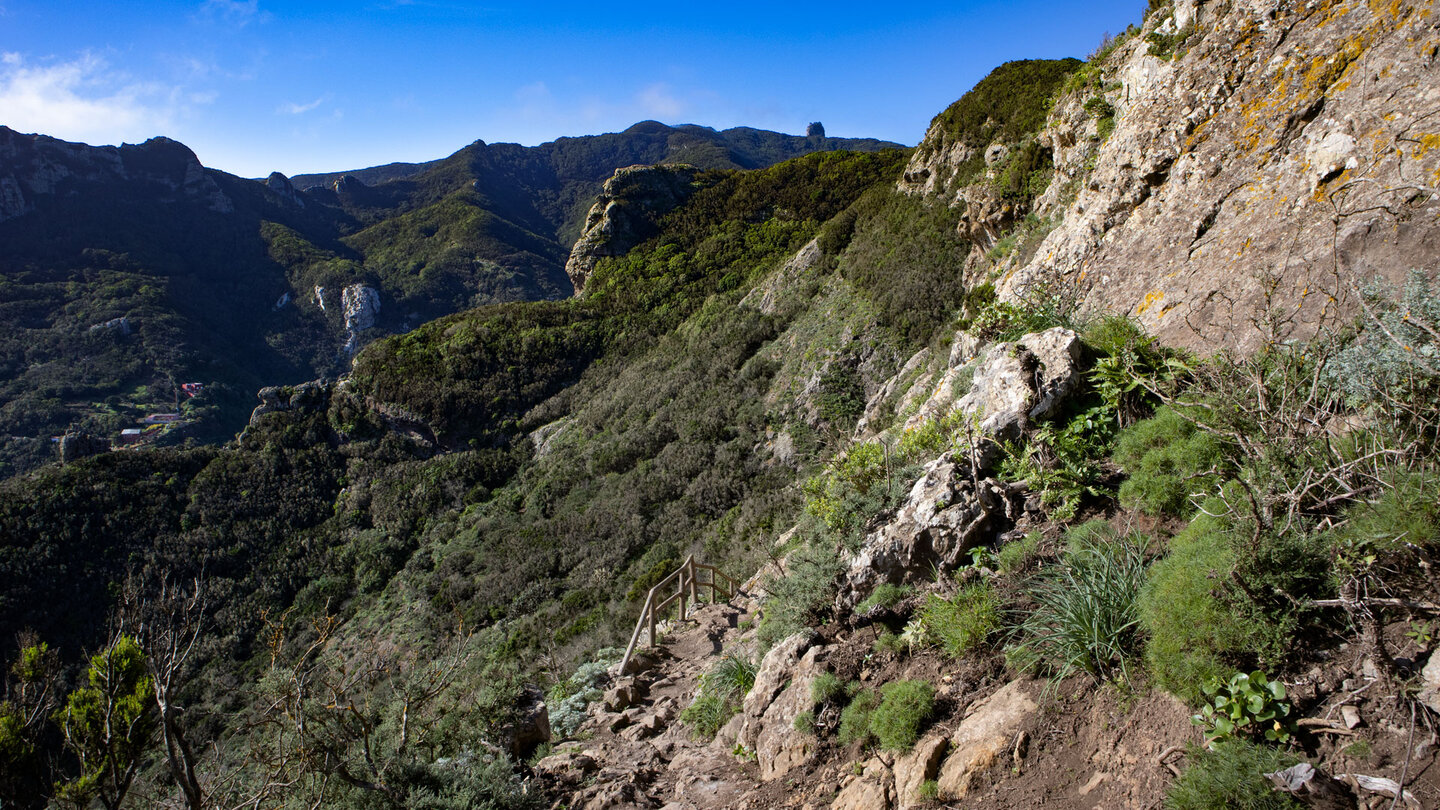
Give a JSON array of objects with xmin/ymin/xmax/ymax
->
[
  {"xmin": 1012, "ymin": 529, "xmax": 1148, "ymax": 683},
  {"xmin": 1164, "ymin": 740, "xmax": 1304, "ymax": 810},
  {"xmin": 1114, "ymin": 407, "xmax": 1225, "ymax": 517},
  {"xmin": 871, "ymin": 680, "xmax": 936, "ymax": 752},
  {"xmin": 1139, "ymin": 501, "xmax": 1279, "ymax": 704},
  {"xmin": 793, "ymin": 709, "xmax": 817, "ymax": 735},
  {"xmin": 997, "ymin": 531, "xmax": 1043, "ymax": 574},
  {"xmin": 758, "ymin": 543, "xmax": 842, "ymax": 650},
  {"xmin": 917, "ymin": 584, "xmax": 999, "ymax": 658},
  {"xmin": 873, "ymin": 631, "xmax": 908, "ymax": 657},
  {"xmin": 811, "ymin": 671, "xmax": 846, "ymax": 706},
  {"xmin": 838, "ymin": 689, "xmax": 879, "ymax": 747},
  {"xmin": 1333, "ymin": 470, "xmax": 1439, "ymax": 557},
  {"xmin": 857, "ymin": 582, "xmax": 913, "ymax": 613}
]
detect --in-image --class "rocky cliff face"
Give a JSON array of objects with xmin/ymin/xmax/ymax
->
[
  {"xmin": 564, "ymin": 164, "xmax": 701, "ymax": 293},
  {"xmin": 913, "ymin": 0, "xmax": 1440, "ymax": 352},
  {"xmin": 0, "ymin": 127, "xmax": 234, "ymax": 221}
]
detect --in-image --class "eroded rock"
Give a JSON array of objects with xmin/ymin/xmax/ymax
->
[
  {"xmin": 835, "ymin": 453, "xmax": 998, "ymax": 610},
  {"xmin": 936, "ymin": 680, "xmax": 1037, "ymax": 799}
]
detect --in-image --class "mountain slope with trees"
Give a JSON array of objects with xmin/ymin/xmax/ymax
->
[
  {"xmin": 1, "ymin": 0, "xmax": 1438, "ymax": 807},
  {"xmin": 0, "ymin": 122, "xmax": 897, "ymax": 477}
]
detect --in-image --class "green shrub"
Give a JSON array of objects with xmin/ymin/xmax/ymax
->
[
  {"xmin": 997, "ymin": 531, "xmax": 1043, "ymax": 575},
  {"xmin": 857, "ymin": 582, "xmax": 914, "ymax": 613},
  {"xmin": 873, "ymin": 631, "xmax": 908, "ymax": 657},
  {"xmin": 1333, "ymin": 470, "xmax": 1439, "ymax": 557},
  {"xmin": 793, "ymin": 709, "xmax": 817, "ymax": 735},
  {"xmin": 1012, "ymin": 529, "xmax": 1148, "ymax": 683},
  {"xmin": 1140, "ymin": 504, "xmax": 1267, "ymax": 704},
  {"xmin": 1329, "ymin": 271, "xmax": 1440, "ymax": 419},
  {"xmin": 1114, "ymin": 407, "xmax": 1225, "ymax": 516},
  {"xmin": 1193, "ymin": 670, "xmax": 1293, "ymax": 744},
  {"xmin": 811, "ymin": 672, "xmax": 846, "ymax": 706},
  {"xmin": 837, "ymin": 689, "xmax": 879, "ymax": 747},
  {"xmin": 917, "ymin": 584, "xmax": 999, "ymax": 658},
  {"xmin": 758, "ymin": 543, "xmax": 842, "ymax": 650},
  {"xmin": 1164, "ymin": 740, "xmax": 1304, "ymax": 810},
  {"xmin": 871, "ymin": 680, "xmax": 936, "ymax": 752}
]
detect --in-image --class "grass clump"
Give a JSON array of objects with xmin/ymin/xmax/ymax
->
[
  {"xmin": 871, "ymin": 680, "xmax": 936, "ymax": 752},
  {"xmin": 680, "ymin": 652, "xmax": 758, "ymax": 740},
  {"xmin": 1114, "ymin": 406, "xmax": 1225, "ymax": 517},
  {"xmin": 996, "ymin": 531, "xmax": 1043, "ymax": 575},
  {"xmin": 857, "ymin": 582, "xmax": 914, "ymax": 613},
  {"xmin": 1164, "ymin": 740, "xmax": 1304, "ymax": 810},
  {"xmin": 1012, "ymin": 526, "xmax": 1148, "ymax": 683},
  {"xmin": 837, "ymin": 689, "xmax": 879, "ymax": 747},
  {"xmin": 916, "ymin": 584, "xmax": 999, "ymax": 658}
]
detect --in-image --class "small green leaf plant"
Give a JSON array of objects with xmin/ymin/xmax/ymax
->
[{"xmin": 1192, "ymin": 670, "xmax": 1294, "ymax": 745}]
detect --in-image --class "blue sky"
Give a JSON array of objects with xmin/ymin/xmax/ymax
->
[{"xmin": 0, "ymin": 1, "xmax": 1143, "ymax": 178}]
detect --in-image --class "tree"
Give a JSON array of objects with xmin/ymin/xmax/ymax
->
[
  {"xmin": 122, "ymin": 576, "xmax": 208, "ymax": 810},
  {"xmin": 53, "ymin": 635, "xmax": 157, "ymax": 810},
  {"xmin": 0, "ymin": 634, "xmax": 62, "ymax": 808}
]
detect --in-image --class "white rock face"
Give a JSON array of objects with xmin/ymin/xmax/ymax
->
[
  {"xmin": 739, "ymin": 631, "xmax": 815, "ymax": 749},
  {"xmin": 1303, "ymin": 126, "xmax": 1358, "ymax": 192},
  {"xmin": 341, "ymin": 284, "xmax": 381, "ymax": 356},
  {"xmin": 1419, "ymin": 652, "xmax": 1440, "ymax": 715},
  {"xmin": 954, "ymin": 327, "xmax": 1082, "ymax": 437},
  {"xmin": 895, "ymin": 732, "xmax": 950, "ymax": 810}
]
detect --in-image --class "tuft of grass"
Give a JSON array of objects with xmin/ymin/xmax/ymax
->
[
  {"xmin": 917, "ymin": 584, "xmax": 999, "ymax": 658},
  {"xmin": 680, "ymin": 652, "xmax": 758, "ymax": 740},
  {"xmin": 1164, "ymin": 740, "xmax": 1304, "ymax": 810},
  {"xmin": 857, "ymin": 582, "xmax": 914, "ymax": 613},
  {"xmin": 871, "ymin": 680, "xmax": 936, "ymax": 752},
  {"xmin": 1012, "ymin": 529, "xmax": 1148, "ymax": 683},
  {"xmin": 873, "ymin": 631, "xmax": 908, "ymax": 657},
  {"xmin": 996, "ymin": 531, "xmax": 1043, "ymax": 575}
]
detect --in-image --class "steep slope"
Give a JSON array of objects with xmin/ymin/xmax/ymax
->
[
  {"xmin": 906, "ymin": 0, "xmax": 1440, "ymax": 352},
  {"xmin": 0, "ymin": 122, "xmax": 897, "ymax": 477},
  {"xmin": 2, "ymin": 1, "xmax": 1438, "ymax": 807}
]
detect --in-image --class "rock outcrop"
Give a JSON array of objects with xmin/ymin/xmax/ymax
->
[
  {"xmin": 264, "ymin": 171, "xmax": 305, "ymax": 207},
  {"xmin": 564, "ymin": 165, "xmax": 700, "ymax": 294},
  {"xmin": 0, "ymin": 127, "xmax": 234, "ymax": 222},
  {"xmin": 246, "ymin": 381, "xmax": 329, "ymax": 429},
  {"xmin": 935, "ymin": 680, "xmax": 1038, "ymax": 799},
  {"xmin": 912, "ymin": 0, "xmax": 1440, "ymax": 353},
  {"xmin": 340, "ymin": 284, "xmax": 381, "ymax": 356},
  {"xmin": 835, "ymin": 453, "xmax": 1001, "ymax": 610}
]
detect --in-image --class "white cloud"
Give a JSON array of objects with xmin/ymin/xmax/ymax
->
[
  {"xmin": 0, "ymin": 53, "xmax": 185, "ymax": 143},
  {"xmin": 637, "ymin": 83, "xmax": 684, "ymax": 119},
  {"xmin": 278, "ymin": 96, "xmax": 325, "ymax": 115},
  {"xmin": 198, "ymin": 0, "xmax": 271, "ymax": 26}
]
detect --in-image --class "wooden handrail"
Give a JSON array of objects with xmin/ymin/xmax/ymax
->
[{"xmin": 618, "ymin": 555, "xmax": 737, "ymax": 675}]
